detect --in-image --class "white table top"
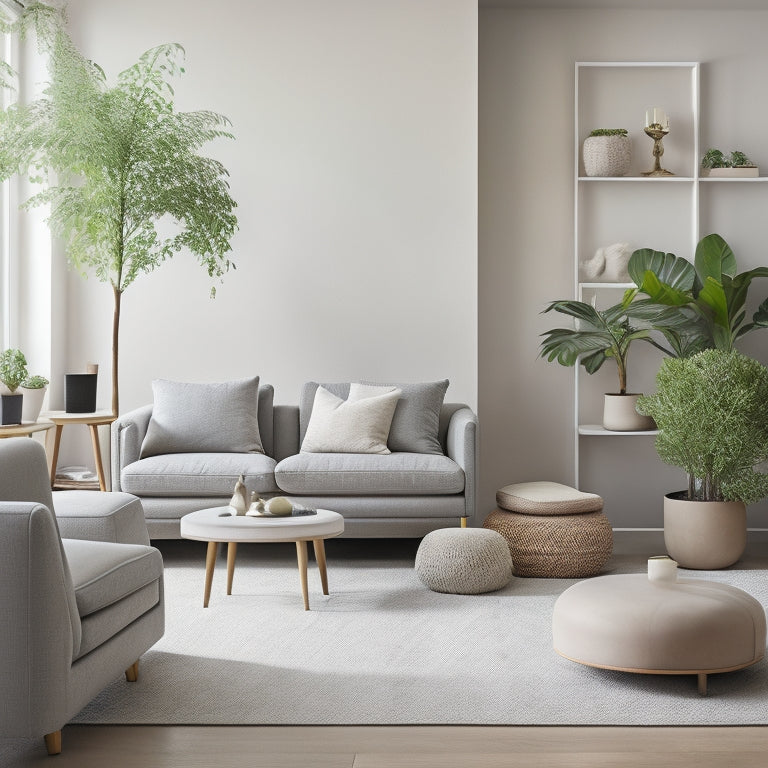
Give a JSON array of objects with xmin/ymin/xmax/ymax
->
[{"xmin": 180, "ymin": 506, "xmax": 344, "ymax": 543}]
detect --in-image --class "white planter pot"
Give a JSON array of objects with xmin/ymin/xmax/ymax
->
[
  {"xmin": 583, "ymin": 135, "xmax": 631, "ymax": 177},
  {"xmin": 20, "ymin": 385, "xmax": 47, "ymax": 423},
  {"xmin": 701, "ymin": 166, "xmax": 759, "ymax": 178},
  {"xmin": 663, "ymin": 493, "xmax": 747, "ymax": 570},
  {"xmin": 602, "ymin": 393, "xmax": 655, "ymax": 432}
]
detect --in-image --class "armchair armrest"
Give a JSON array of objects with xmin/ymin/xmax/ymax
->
[
  {"xmin": 111, "ymin": 405, "xmax": 153, "ymax": 492},
  {"xmin": 446, "ymin": 406, "xmax": 478, "ymax": 523}
]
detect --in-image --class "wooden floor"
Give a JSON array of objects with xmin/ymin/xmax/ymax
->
[{"xmin": 4, "ymin": 726, "xmax": 768, "ymax": 767}]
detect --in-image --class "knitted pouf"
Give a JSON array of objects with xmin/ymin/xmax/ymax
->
[
  {"xmin": 415, "ymin": 528, "xmax": 513, "ymax": 595},
  {"xmin": 483, "ymin": 509, "xmax": 613, "ymax": 578}
]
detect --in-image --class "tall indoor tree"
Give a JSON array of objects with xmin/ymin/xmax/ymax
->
[{"xmin": 0, "ymin": 2, "xmax": 238, "ymax": 414}]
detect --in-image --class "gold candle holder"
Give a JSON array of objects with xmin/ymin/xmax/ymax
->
[{"xmin": 642, "ymin": 108, "xmax": 674, "ymax": 177}]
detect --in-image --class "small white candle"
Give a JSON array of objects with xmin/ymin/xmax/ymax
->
[
  {"xmin": 646, "ymin": 107, "xmax": 669, "ymax": 130},
  {"xmin": 648, "ymin": 555, "xmax": 678, "ymax": 581}
]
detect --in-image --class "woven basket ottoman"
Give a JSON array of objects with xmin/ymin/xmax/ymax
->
[
  {"xmin": 483, "ymin": 481, "xmax": 613, "ymax": 578},
  {"xmin": 415, "ymin": 528, "xmax": 513, "ymax": 594}
]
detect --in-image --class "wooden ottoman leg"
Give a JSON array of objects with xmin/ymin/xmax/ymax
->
[
  {"xmin": 296, "ymin": 540, "xmax": 310, "ymax": 610},
  {"xmin": 313, "ymin": 538, "xmax": 329, "ymax": 595},
  {"xmin": 226, "ymin": 542, "xmax": 238, "ymax": 595},
  {"xmin": 203, "ymin": 541, "xmax": 219, "ymax": 607},
  {"xmin": 44, "ymin": 731, "xmax": 62, "ymax": 756}
]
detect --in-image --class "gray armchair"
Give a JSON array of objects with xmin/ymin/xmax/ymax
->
[{"xmin": 0, "ymin": 438, "xmax": 164, "ymax": 755}]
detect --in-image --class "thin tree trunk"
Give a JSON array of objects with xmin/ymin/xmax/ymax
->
[{"xmin": 112, "ymin": 285, "xmax": 121, "ymax": 417}]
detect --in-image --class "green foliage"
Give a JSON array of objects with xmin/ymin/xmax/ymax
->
[
  {"xmin": 701, "ymin": 148, "xmax": 756, "ymax": 168},
  {"xmin": 589, "ymin": 128, "xmax": 628, "ymax": 137},
  {"xmin": 22, "ymin": 374, "xmax": 49, "ymax": 388},
  {"xmin": 623, "ymin": 233, "xmax": 768, "ymax": 355},
  {"xmin": 729, "ymin": 150, "xmax": 755, "ymax": 167},
  {"xmin": 636, "ymin": 350, "xmax": 768, "ymax": 503},
  {"xmin": 0, "ymin": 349, "xmax": 29, "ymax": 392},
  {"xmin": 539, "ymin": 300, "xmax": 672, "ymax": 394}
]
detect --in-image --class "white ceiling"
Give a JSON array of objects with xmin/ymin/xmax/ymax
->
[{"xmin": 479, "ymin": 0, "xmax": 768, "ymax": 8}]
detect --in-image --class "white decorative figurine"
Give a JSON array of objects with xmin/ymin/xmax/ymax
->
[
  {"xmin": 579, "ymin": 242, "xmax": 631, "ymax": 283},
  {"xmin": 228, "ymin": 474, "xmax": 249, "ymax": 516}
]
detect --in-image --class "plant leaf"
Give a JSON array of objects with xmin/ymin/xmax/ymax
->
[{"xmin": 694, "ymin": 233, "xmax": 737, "ymax": 283}]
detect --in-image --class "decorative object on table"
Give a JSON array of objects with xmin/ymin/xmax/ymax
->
[
  {"xmin": 415, "ymin": 528, "xmax": 513, "ymax": 595},
  {"xmin": 247, "ymin": 492, "xmax": 266, "ymax": 516},
  {"xmin": 636, "ymin": 349, "xmax": 768, "ymax": 569},
  {"xmin": 552, "ymin": 570, "xmax": 766, "ymax": 696},
  {"xmin": 20, "ymin": 374, "xmax": 48, "ymax": 423},
  {"xmin": 0, "ymin": 6, "xmax": 238, "ymax": 416},
  {"xmin": 0, "ymin": 348, "xmax": 28, "ymax": 425},
  {"xmin": 228, "ymin": 474, "xmax": 249, "ymax": 516},
  {"xmin": 624, "ymin": 233, "xmax": 768, "ymax": 357},
  {"xmin": 641, "ymin": 107, "xmax": 674, "ymax": 176},
  {"xmin": 647, "ymin": 555, "xmax": 677, "ymax": 582},
  {"xmin": 579, "ymin": 242, "xmax": 632, "ymax": 282},
  {"xmin": 582, "ymin": 128, "xmax": 631, "ymax": 177},
  {"xmin": 64, "ymin": 369, "xmax": 98, "ymax": 413},
  {"xmin": 265, "ymin": 496, "xmax": 294, "ymax": 516},
  {"xmin": 539, "ymin": 300, "xmax": 666, "ymax": 430},
  {"xmin": 701, "ymin": 148, "xmax": 758, "ymax": 177},
  {"xmin": 484, "ymin": 481, "xmax": 612, "ymax": 578}
]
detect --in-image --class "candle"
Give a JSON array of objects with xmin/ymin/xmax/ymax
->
[
  {"xmin": 648, "ymin": 555, "xmax": 678, "ymax": 582},
  {"xmin": 646, "ymin": 107, "xmax": 669, "ymax": 130}
]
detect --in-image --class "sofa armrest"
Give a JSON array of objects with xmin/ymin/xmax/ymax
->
[
  {"xmin": 446, "ymin": 406, "xmax": 478, "ymax": 523},
  {"xmin": 111, "ymin": 405, "xmax": 153, "ymax": 491}
]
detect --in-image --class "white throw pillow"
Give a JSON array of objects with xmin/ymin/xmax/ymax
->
[{"xmin": 300, "ymin": 384, "xmax": 401, "ymax": 454}]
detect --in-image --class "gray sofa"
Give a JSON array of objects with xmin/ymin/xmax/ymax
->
[{"xmin": 111, "ymin": 380, "xmax": 477, "ymax": 539}]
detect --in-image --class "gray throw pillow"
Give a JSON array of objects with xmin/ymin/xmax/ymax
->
[
  {"xmin": 361, "ymin": 379, "xmax": 449, "ymax": 454},
  {"xmin": 140, "ymin": 377, "xmax": 264, "ymax": 457}
]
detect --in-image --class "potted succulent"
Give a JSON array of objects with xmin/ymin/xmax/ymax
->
[
  {"xmin": 701, "ymin": 148, "xmax": 758, "ymax": 177},
  {"xmin": 539, "ymin": 299, "xmax": 671, "ymax": 430},
  {"xmin": 20, "ymin": 374, "xmax": 49, "ymax": 423},
  {"xmin": 583, "ymin": 128, "xmax": 631, "ymax": 177},
  {"xmin": 0, "ymin": 348, "xmax": 28, "ymax": 425},
  {"xmin": 637, "ymin": 350, "xmax": 768, "ymax": 569}
]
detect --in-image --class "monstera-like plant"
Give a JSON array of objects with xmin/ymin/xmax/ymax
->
[{"xmin": 0, "ymin": 3, "xmax": 238, "ymax": 415}]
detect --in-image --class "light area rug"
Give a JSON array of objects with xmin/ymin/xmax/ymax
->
[{"xmin": 73, "ymin": 539, "xmax": 768, "ymax": 726}]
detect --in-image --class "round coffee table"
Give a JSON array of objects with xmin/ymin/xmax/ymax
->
[{"xmin": 180, "ymin": 506, "xmax": 344, "ymax": 610}]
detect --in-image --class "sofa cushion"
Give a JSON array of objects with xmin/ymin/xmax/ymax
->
[
  {"xmin": 121, "ymin": 452, "xmax": 279, "ymax": 497},
  {"xmin": 300, "ymin": 380, "xmax": 449, "ymax": 454},
  {"xmin": 301, "ymin": 384, "xmax": 401, "ymax": 454},
  {"xmin": 140, "ymin": 377, "xmax": 264, "ymax": 458},
  {"xmin": 275, "ymin": 452, "xmax": 465, "ymax": 495}
]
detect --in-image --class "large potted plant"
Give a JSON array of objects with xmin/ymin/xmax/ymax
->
[
  {"xmin": 0, "ymin": 4, "xmax": 238, "ymax": 416},
  {"xmin": 0, "ymin": 348, "xmax": 28, "ymax": 425},
  {"xmin": 636, "ymin": 350, "xmax": 768, "ymax": 569},
  {"xmin": 539, "ymin": 299, "xmax": 673, "ymax": 430}
]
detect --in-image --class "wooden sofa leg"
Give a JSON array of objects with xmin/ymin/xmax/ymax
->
[
  {"xmin": 460, "ymin": 517, "xmax": 468, "ymax": 528},
  {"xmin": 125, "ymin": 660, "xmax": 139, "ymax": 682},
  {"xmin": 44, "ymin": 730, "xmax": 62, "ymax": 756}
]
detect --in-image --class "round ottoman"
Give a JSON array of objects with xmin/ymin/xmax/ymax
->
[
  {"xmin": 552, "ymin": 562, "xmax": 767, "ymax": 695},
  {"xmin": 415, "ymin": 528, "xmax": 513, "ymax": 595},
  {"xmin": 484, "ymin": 481, "xmax": 612, "ymax": 578}
]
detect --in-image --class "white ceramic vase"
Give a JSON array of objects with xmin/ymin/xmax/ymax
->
[
  {"xmin": 602, "ymin": 393, "xmax": 655, "ymax": 431},
  {"xmin": 20, "ymin": 385, "xmax": 47, "ymax": 423},
  {"xmin": 663, "ymin": 492, "xmax": 747, "ymax": 570}
]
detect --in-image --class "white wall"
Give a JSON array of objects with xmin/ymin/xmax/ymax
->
[
  {"xmin": 50, "ymin": 0, "xmax": 477, "ymax": 467},
  {"xmin": 479, "ymin": 7, "xmax": 768, "ymax": 528}
]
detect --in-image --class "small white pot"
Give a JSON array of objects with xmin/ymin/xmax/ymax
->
[
  {"xmin": 602, "ymin": 393, "xmax": 655, "ymax": 431},
  {"xmin": 20, "ymin": 385, "xmax": 47, "ymax": 423},
  {"xmin": 583, "ymin": 135, "xmax": 631, "ymax": 177},
  {"xmin": 664, "ymin": 492, "xmax": 747, "ymax": 570}
]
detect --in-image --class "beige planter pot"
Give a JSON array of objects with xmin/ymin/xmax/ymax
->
[
  {"xmin": 20, "ymin": 385, "xmax": 47, "ymax": 423},
  {"xmin": 583, "ymin": 135, "xmax": 631, "ymax": 177},
  {"xmin": 602, "ymin": 393, "xmax": 655, "ymax": 432},
  {"xmin": 663, "ymin": 493, "xmax": 747, "ymax": 570}
]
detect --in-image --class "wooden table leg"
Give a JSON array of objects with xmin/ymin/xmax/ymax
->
[
  {"xmin": 226, "ymin": 542, "xmax": 238, "ymax": 596},
  {"xmin": 204, "ymin": 541, "xmax": 219, "ymax": 608},
  {"xmin": 296, "ymin": 540, "xmax": 310, "ymax": 611},
  {"xmin": 89, "ymin": 423, "xmax": 108, "ymax": 491},
  {"xmin": 49, "ymin": 424, "xmax": 64, "ymax": 488},
  {"xmin": 313, "ymin": 538, "xmax": 329, "ymax": 595}
]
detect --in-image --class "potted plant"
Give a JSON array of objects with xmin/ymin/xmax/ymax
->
[
  {"xmin": 539, "ymin": 299, "xmax": 671, "ymax": 430},
  {"xmin": 0, "ymin": 348, "xmax": 28, "ymax": 425},
  {"xmin": 636, "ymin": 350, "xmax": 768, "ymax": 569},
  {"xmin": 701, "ymin": 148, "xmax": 759, "ymax": 177},
  {"xmin": 583, "ymin": 128, "xmax": 631, "ymax": 177},
  {"xmin": 20, "ymin": 374, "xmax": 49, "ymax": 423}
]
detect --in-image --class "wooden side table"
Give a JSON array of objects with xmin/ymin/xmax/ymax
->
[
  {"xmin": 43, "ymin": 411, "xmax": 117, "ymax": 492},
  {"xmin": 0, "ymin": 420, "xmax": 55, "ymax": 439}
]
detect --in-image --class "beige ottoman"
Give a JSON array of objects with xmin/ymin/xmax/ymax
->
[
  {"xmin": 415, "ymin": 528, "xmax": 513, "ymax": 595},
  {"xmin": 553, "ymin": 564, "xmax": 767, "ymax": 695},
  {"xmin": 484, "ymin": 481, "xmax": 612, "ymax": 578}
]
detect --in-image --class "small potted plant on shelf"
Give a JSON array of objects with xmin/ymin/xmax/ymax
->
[
  {"xmin": 0, "ymin": 348, "xmax": 29, "ymax": 425},
  {"xmin": 20, "ymin": 373, "xmax": 49, "ymax": 423},
  {"xmin": 539, "ymin": 299, "xmax": 672, "ymax": 431},
  {"xmin": 636, "ymin": 349, "xmax": 768, "ymax": 569},
  {"xmin": 582, "ymin": 128, "xmax": 631, "ymax": 177},
  {"xmin": 701, "ymin": 147, "xmax": 759, "ymax": 177}
]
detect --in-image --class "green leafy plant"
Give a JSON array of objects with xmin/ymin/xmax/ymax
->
[
  {"xmin": 589, "ymin": 128, "xmax": 628, "ymax": 137},
  {"xmin": 636, "ymin": 350, "xmax": 768, "ymax": 503},
  {"xmin": 729, "ymin": 150, "xmax": 755, "ymax": 167},
  {"xmin": 0, "ymin": 348, "xmax": 29, "ymax": 392},
  {"xmin": 539, "ymin": 300, "xmax": 672, "ymax": 394},
  {"xmin": 21, "ymin": 374, "xmax": 49, "ymax": 389},
  {"xmin": 701, "ymin": 148, "xmax": 756, "ymax": 169},
  {"xmin": 623, "ymin": 233, "xmax": 768, "ymax": 354},
  {"xmin": 0, "ymin": 4, "xmax": 238, "ymax": 414}
]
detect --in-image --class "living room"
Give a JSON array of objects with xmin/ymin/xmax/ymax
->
[{"xmin": 2, "ymin": 0, "xmax": 768, "ymax": 765}]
